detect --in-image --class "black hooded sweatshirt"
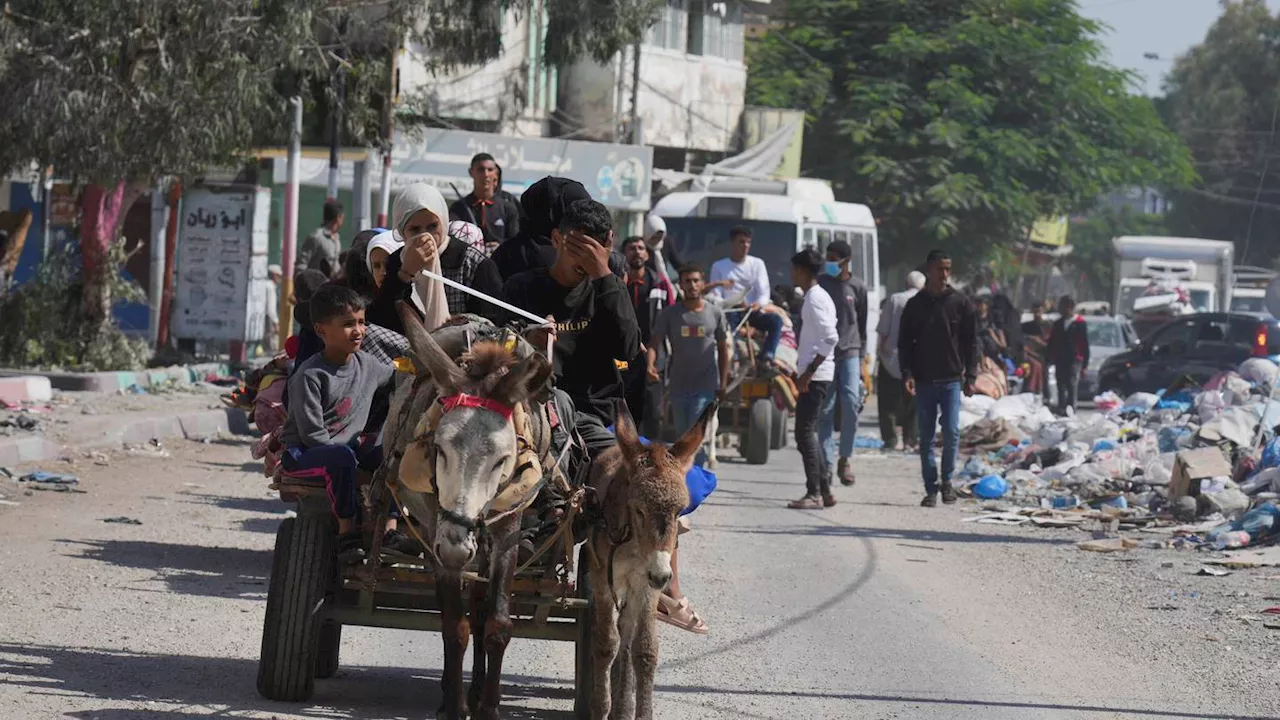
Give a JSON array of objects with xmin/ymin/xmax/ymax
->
[{"xmin": 897, "ymin": 286, "xmax": 981, "ymax": 385}]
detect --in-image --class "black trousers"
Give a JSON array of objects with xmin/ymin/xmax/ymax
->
[
  {"xmin": 876, "ymin": 366, "xmax": 917, "ymax": 448},
  {"xmin": 795, "ymin": 380, "xmax": 833, "ymax": 497},
  {"xmin": 1055, "ymin": 363, "xmax": 1080, "ymax": 415}
]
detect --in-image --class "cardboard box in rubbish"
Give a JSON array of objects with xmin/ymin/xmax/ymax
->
[{"xmin": 1170, "ymin": 447, "xmax": 1233, "ymax": 500}]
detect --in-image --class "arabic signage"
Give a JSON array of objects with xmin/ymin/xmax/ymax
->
[
  {"xmin": 390, "ymin": 129, "xmax": 654, "ymax": 211},
  {"xmin": 171, "ymin": 185, "xmax": 272, "ymax": 342}
]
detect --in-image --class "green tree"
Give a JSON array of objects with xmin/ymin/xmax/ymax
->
[
  {"xmin": 0, "ymin": 1, "xmax": 659, "ymax": 361},
  {"xmin": 1160, "ymin": 0, "xmax": 1280, "ymax": 265},
  {"xmin": 746, "ymin": 0, "xmax": 1195, "ymax": 267}
]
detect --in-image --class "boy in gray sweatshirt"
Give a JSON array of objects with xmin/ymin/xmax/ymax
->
[{"xmin": 280, "ymin": 284, "xmax": 397, "ymax": 543}]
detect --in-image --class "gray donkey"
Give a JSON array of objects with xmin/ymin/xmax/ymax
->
[
  {"xmin": 384, "ymin": 303, "xmax": 555, "ymax": 720},
  {"xmin": 585, "ymin": 400, "xmax": 717, "ymax": 720}
]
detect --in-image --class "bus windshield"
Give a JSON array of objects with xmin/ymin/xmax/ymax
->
[{"xmin": 662, "ymin": 219, "xmax": 797, "ymax": 296}]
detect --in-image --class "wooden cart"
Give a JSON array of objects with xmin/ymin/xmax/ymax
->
[{"xmin": 255, "ymin": 472, "xmax": 595, "ymax": 718}]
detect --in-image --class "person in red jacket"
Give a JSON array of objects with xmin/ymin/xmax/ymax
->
[{"xmin": 1047, "ymin": 295, "xmax": 1090, "ymax": 416}]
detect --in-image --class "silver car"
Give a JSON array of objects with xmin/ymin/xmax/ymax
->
[{"xmin": 1080, "ymin": 315, "xmax": 1140, "ymax": 398}]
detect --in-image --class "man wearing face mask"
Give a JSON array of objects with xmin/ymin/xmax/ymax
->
[{"xmin": 815, "ymin": 240, "xmax": 868, "ymax": 487}]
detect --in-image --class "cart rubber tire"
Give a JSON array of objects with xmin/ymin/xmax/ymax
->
[
  {"xmin": 257, "ymin": 514, "xmax": 335, "ymax": 701},
  {"xmin": 770, "ymin": 405, "xmax": 789, "ymax": 450},
  {"xmin": 573, "ymin": 557, "xmax": 595, "ymax": 720},
  {"xmin": 741, "ymin": 398, "xmax": 772, "ymax": 465},
  {"xmin": 314, "ymin": 620, "xmax": 341, "ymax": 679}
]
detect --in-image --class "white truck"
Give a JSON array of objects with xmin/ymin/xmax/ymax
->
[
  {"xmin": 1112, "ymin": 236, "xmax": 1234, "ymax": 325},
  {"xmin": 1231, "ymin": 265, "xmax": 1277, "ymax": 315}
]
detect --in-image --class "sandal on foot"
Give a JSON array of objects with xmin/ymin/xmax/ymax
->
[
  {"xmin": 657, "ymin": 594, "xmax": 709, "ymax": 635},
  {"xmin": 787, "ymin": 495, "xmax": 823, "ymax": 510}
]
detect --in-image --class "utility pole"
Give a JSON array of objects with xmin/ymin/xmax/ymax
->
[
  {"xmin": 378, "ymin": 38, "xmax": 399, "ymax": 228},
  {"xmin": 148, "ymin": 181, "xmax": 168, "ymax": 346},
  {"xmin": 629, "ymin": 40, "xmax": 642, "ymax": 144},
  {"xmin": 280, "ymin": 97, "xmax": 303, "ymax": 348},
  {"xmin": 327, "ymin": 16, "xmax": 349, "ymax": 201}
]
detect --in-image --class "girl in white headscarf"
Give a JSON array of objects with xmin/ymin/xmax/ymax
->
[
  {"xmin": 364, "ymin": 230, "xmax": 403, "ymax": 288},
  {"xmin": 388, "ymin": 183, "xmax": 505, "ymax": 330}
]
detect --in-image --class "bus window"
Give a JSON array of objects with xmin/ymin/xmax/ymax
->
[
  {"xmin": 803, "ymin": 227, "xmax": 814, "ymax": 250},
  {"xmin": 816, "ymin": 228, "xmax": 832, "ymax": 254},
  {"xmin": 846, "ymin": 231, "xmax": 866, "ymax": 283}
]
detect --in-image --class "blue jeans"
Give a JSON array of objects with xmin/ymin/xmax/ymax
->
[
  {"xmin": 670, "ymin": 391, "xmax": 716, "ymax": 466},
  {"xmin": 915, "ymin": 380, "xmax": 961, "ymax": 495},
  {"xmin": 282, "ymin": 440, "xmax": 383, "ymax": 520},
  {"xmin": 727, "ymin": 311, "xmax": 784, "ymax": 361},
  {"xmin": 819, "ymin": 354, "xmax": 863, "ymax": 468}
]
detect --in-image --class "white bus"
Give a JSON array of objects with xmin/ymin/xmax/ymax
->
[{"xmin": 651, "ymin": 177, "xmax": 882, "ymax": 366}]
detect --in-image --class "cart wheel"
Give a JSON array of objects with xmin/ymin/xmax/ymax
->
[
  {"xmin": 740, "ymin": 398, "xmax": 772, "ymax": 465},
  {"xmin": 770, "ymin": 405, "xmax": 789, "ymax": 450},
  {"xmin": 314, "ymin": 620, "xmax": 342, "ymax": 678},
  {"xmin": 573, "ymin": 557, "xmax": 595, "ymax": 719},
  {"xmin": 257, "ymin": 513, "xmax": 336, "ymax": 701}
]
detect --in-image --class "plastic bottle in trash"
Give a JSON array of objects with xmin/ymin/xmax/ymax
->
[
  {"xmin": 1051, "ymin": 495, "xmax": 1081, "ymax": 509},
  {"xmin": 1212, "ymin": 531, "xmax": 1251, "ymax": 550}
]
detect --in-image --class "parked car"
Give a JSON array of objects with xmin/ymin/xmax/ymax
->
[
  {"xmin": 1097, "ymin": 313, "xmax": 1280, "ymax": 395},
  {"xmin": 1080, "ymin": 316, "xmax": 1140, "ymax": 398}
]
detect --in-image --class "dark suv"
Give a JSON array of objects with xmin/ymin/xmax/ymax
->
[{"xmin": 1097, "ymin": 313, "xmax": 1280, "ymax": 395}]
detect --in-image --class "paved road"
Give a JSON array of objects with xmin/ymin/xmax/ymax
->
[{"xmin": 0, "ymin": 424, "xmax": 1276, "ymax": 719}]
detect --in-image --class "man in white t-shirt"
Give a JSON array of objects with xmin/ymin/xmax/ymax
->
[
  {"xmin": 705, "ymin": 226, "xmax": 785, "ymax": 372},
  {"xmin": 786, "ymin": 248, "xmax": 840, "ymax": 510}
]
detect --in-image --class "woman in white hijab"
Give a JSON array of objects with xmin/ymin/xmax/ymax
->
[
  {"xmin": 371, "ymin": 183, "xmax": 505, "ymax": 332},
  {"xmin": 644, "ymin": 213, "xmax": 683, "ymax": 289}
]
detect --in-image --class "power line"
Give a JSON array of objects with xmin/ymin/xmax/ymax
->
[{"xmin": 1243, "ymin": 90, "xmax": 1280, "ymax": 261}]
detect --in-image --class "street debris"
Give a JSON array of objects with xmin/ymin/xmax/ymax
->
[
  {"xmin": 16, "ymin": 470, "xmax": 82, "ymax": 492},
  {"xmin": 1077, "ymin": 537, "xmax": 1139, "ymax": 553},
  {"xmin": 1197, "ymin": 566, "xmax": 1231, "ymax": 577},
  {"xmin": 954, "ymin": 358, "xmax": 1280, "ymax": 564},
  {"xmin": 101, "ymin": 516, "xmax": 142, "ymax": 525}
]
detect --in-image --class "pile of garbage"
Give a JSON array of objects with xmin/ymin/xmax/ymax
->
[{"xmin": 954, "ymin": 358, "xmax": 1280, "ymax": 551}]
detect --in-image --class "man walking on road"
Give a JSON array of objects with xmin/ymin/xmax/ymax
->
[
  {"xmin": 623, "ymin": 236, "xmax": 676, "ymax": 437},
  {"xmin": 787, "ymin": 249, "xmax": 840, "ymax": 510},
  {"xmin": 898, "ymin": 251, "xmax": 979, "ymax": 507},
  {"xmin": 1047, "ymin": 295, "xmax": 1090, "ymax": 416},
  {"xmin": 877, "ymin": 271, "xmax": 924, "ymax": 450},
  {"xmin": 649, "ymin": 264, "xmax": 729, "ymax": 466},
  {"xmin": 817, "ymin": 240, "xmax": 868, "ymax": 487},
  {"xmin": 295, "ymin": 200, "xmax": 344, "ymax": 279}
]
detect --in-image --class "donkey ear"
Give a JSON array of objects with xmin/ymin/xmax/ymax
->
[
  {"xmin": 491, "ymin": 351, "xmax": 553, "ymax": 407},
  {"xmin": 613, "ymin": 400, "xmax": 644, "ymax": 461},
  {"xmin": 397, "ymin": 301, "xmax": 465, "ymax": 391},
  {"xmin": 671, "ymin": 399, "xmax": 718, "ymax": 465}
]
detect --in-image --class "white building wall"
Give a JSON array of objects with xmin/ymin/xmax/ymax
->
[
  {"xmin": 398, "ymin": 8, "xmax": 557, "ymax": 138},
  {"xmin": 630, "ymin": 46, "xmax": 745, "ymax": 151},
  {"xmin": 557, "ymin": 0, "xmax": 752, "ymax": 153}
]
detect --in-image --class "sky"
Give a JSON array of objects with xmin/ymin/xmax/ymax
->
[{"xmin": 1080, "ymin": 0, "xmax": 1280, "ymax": 96}]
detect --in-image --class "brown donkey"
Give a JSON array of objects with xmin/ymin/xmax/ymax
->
[{"xmin": 585, "ymin": 400, "xmax": 717, "ymax": 720}]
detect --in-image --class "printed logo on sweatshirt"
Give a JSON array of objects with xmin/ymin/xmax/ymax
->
[{"xmin": 555, "ymin": 320, "xmax": 589, "ymax": 333}]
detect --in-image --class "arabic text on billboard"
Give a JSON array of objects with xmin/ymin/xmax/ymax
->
[{"xmin": 390, "ymin": 129, "xmax": 654, "ymax": 212}]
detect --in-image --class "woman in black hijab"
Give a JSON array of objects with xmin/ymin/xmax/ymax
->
[{"xmin": 490, "ymin": 176, "xmax": 593, "ymax": 281}]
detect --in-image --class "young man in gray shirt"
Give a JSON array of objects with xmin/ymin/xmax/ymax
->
[
  {"xmin": 648, "ymin": 264, "xmax": 730, "ymax": 466},
  {"xmin": 281, "ymin": 284, "xmax": 397, "ymax": 543}
]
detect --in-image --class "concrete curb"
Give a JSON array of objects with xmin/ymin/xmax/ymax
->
[
  {"xmin": 0, "ymin": 408, "xmax": 250, "ymax": 467},
  {"xmin": 0, "ymin": 363, "xmax": 231, "ymax": 394}
]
